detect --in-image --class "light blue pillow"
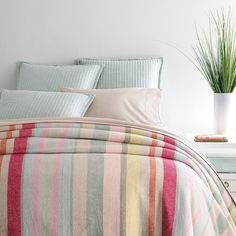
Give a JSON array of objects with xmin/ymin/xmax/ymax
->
[
  {"xmin": 16, "ymin": 62, "xmax": 104, "ymax": 91},
  {"xmin": 0, "ymin": 90, "xmax": 95, "ymax": 120},
  {"xmin": 77, "ymin": 57, "xmax": 163, "ymax": 89}
]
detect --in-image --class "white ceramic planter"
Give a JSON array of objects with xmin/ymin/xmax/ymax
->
[{"xmin": 214, "ymin": 93, "xmax": 234, "ymax": 134}]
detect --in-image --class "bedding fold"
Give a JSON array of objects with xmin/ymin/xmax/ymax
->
[{"xmin": 0, "ymin": 118, "xmax": 235, "ymax": 236}]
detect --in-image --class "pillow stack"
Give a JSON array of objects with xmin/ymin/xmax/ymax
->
[
  {"xmin": 0, "ymin": 62, "xmax": 103, "ymax": 120},
  {"xmin": 75, "ymin": 57, "xmax": 163, "ymax": 126},
  {"xmin": 0, "ymin": 57, "xmax": 163, "ymax": 126}
]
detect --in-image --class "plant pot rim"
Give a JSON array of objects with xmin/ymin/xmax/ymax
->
[{"xmin": 214, "ymin": 92, "xmax": 234, "ymax": 95}]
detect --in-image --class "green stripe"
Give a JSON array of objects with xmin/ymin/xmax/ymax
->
[
  {"xmin": 86, "ymin": 153, "xmax": 104, "ymax": 235},
  {"xmin": 22, "ymin": 155, "xmax": 34, "ymax": 236},
  {"xmin": 59, "ymin": 154, "xmax": 72, "ymax": 235}
]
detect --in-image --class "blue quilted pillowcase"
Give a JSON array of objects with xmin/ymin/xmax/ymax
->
[
  {"xmin": 77, "ymin": 57, "xmax": 163, "ymax": 89},
  {"xmin": 0, "ymin": 90, "xmax": 95, "ymax": 120},
  {"xmin": 16, "ymin": 62, "xmax": 104, "ymax": 91}
]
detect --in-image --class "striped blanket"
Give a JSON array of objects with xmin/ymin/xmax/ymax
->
[{"xmin": 0, "ymin": 118, "xmax": 235, "ymax": 236}]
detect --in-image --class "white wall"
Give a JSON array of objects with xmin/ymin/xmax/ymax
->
[{"xmin": 0, "ymin": 0, "xmax": 235, "ymax": 133}]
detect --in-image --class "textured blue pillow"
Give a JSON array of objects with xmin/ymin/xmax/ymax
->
[
  {"xmin": 77, "ymin": 57, "xmax": 163, "ymax": 89},
  {"xmin": 16, "ymin": 62, "xmax": 103, "ymax": 91},
  {"xmin": 0, "ymin": 90, "xmax": 95, "ymax": 120}
]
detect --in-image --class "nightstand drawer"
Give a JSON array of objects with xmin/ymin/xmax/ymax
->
[
  {"xmin": 208, "ymin": 157, "xmax": 236, "ymax": 172},
  {"xmin": 218, "ymin": 173, "xmax": 236, "ymax": 192}
]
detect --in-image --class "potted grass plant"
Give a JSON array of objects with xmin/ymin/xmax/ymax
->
[{"xmin": 193, "ymin": 10, "xmax": 236, "ymax": 134}]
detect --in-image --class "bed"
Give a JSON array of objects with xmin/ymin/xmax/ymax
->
[{"xmin": 0, "ymin": 58, "xmax": 235, "ymax": 236}]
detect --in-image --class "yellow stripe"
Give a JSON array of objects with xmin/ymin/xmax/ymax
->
[
  {"xmin": 131, "ymin": 128, "xmax": 143, "ymax": 136},
  {"xmin": 126, "ymin": 153, "xmax": 141, "ymax": 236},
  {"xmin": 229, "ymin": 203, "xmax": 236, "ymax": 227},
  {"xmin": 129, "ymin": 135, "xmax": 142, "ymax": 146},
  {"xmin": 127, "ymin": 142, "xmax": 141, "ymax": 156}
]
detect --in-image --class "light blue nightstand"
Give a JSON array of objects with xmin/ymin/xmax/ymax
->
[{"xmin": 189, "ymin": 136, "xmax": 236, "ymax": 201}]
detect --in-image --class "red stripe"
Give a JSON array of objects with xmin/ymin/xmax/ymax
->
[
  {"xmin": 148, "ymin": 132, "xmax": 157, "ymax": 236},
  {"xmin": 12, "ymin": 138, "xmax": 31, "ymax": 154},
  {"xmin": 162, "ymin": 136, "xmax": 177, "ymax": 236},
  {"xmin": 7, "ymin": 124, "xmax": 33, "ymax": 236},
  {"xmin": 22, "ymin": 123, "xmax": 35, "ymax": 130},
  {"xmin": 7, "ymin": 153, "xmax": 24, "ymax": 236},
  {"xmin": 19, "ymin": 128, "xmax": 33, "ymax": 138},
  {"xmin": 19, "ymin": 124, "xmax": 35, "ymax": 138}
]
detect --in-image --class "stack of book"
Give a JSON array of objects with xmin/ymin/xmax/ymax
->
[{"xmin": 194, "ymin": 135, "xmax": 228, "ymax": 142}]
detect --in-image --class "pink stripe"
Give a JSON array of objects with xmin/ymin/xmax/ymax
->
[
  {"xmin": 108, "ymin": 131, "xmax": 126, "ymax": 143},
  {"xmin": 103, "ymin": 154, "xmax": 121, "ymax": 236},
  {"xmin": 162, "ymin": 136, "xmax": 176, "ymax": 160},
  {"xmin": 59, "ymin": 124, "xmax": 69, "ymax": 138},
  {"xmin": 192, "ymin": 184, "xmax": 204, "ymax": 223},
  {"xmin": 32, "ymin": 135, "xmax": 45, "ymax": 236},
  {"xmin": 52, "ymin": 154, "xmax": 60, "ymax": 235},
  {"xmin": 41, "ymin": 122, "xmax": 52, "ymax": 137},
  {"xmin": 182, "ymin": 170, "xmax": 194, "ymax": 236},
  {"xmin": 222, "ymin": 190, "xmax": 232, "ymax": 207},
  {"xmin": 110, "ymin": 126, "xmax": 126, "ymax": 133},
  {"xmin": 42, "ymin": 126, "xmax": 50, "ymax": 137},
  {"xmin": 51, "ymin": 131, "xmax": 66, "ymax": 234},
  {"xmin": 162, "ymin": 137, "xmax": 177, "ymax": 236},
  {"xmin": 222, "ymin": 228, "xmax": 235, "ymax": 236},
  {"xmin": 106, "ymin": 142, "xmax": 122, "ymax": 154},
  {"xmin": 32, "ymin": 154, "xmax": 41, "ymax": 236},
  {"xmin": 164, "ymin": 136, "xmax": 175, "ymax": 146}
]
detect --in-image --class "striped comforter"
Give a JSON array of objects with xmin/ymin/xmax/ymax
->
[{"xmin": 0, "ymin": 118, "xmax": 235, "ymax": 236}]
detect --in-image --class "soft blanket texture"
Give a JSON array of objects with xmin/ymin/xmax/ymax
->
[{"xmin": 0, "ymin": 118, "xmax": 235, "ymax": 236}]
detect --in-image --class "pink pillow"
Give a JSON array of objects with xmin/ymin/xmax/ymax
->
[{"xmin": 61, "ymin": 88, "xmax": 162, "ymax": 126}]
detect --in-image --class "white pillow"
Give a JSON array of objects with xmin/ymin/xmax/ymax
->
[{"xmin": 62, "ymin": 88, "xmax": 162, "ymax": 126}]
